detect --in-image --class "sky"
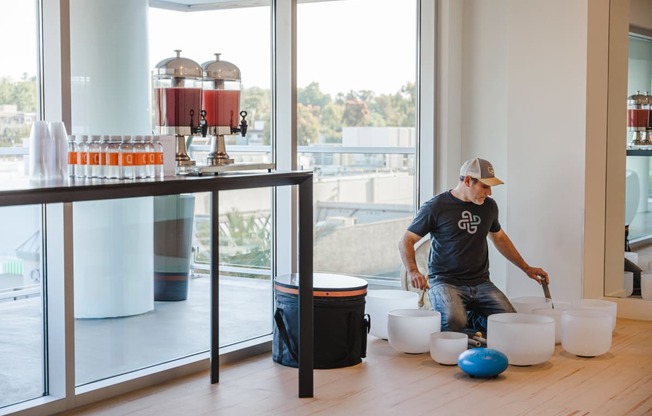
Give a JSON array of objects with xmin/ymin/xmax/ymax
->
[{"xmin": 2, "ymin": 0, "xmax": 416, "ymax": 97}]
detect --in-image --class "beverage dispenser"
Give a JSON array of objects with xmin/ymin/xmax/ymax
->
[
  {"xmin": 627, "ymin": 90, "xmax": 649, "ymax": 146},
  {"xmin": 153, "ymin": 50, "xmax": 205, "ymax": 170},
  {"xmin": 201, "ymin": 53, "xmax": 248, "ymax": 166}
]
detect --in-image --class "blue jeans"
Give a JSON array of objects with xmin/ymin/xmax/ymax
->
[{"xmin": 428, "ymin": 279, "xmax": 515, "ymax": 334}]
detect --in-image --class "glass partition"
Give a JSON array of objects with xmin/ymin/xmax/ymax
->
[
  {"xmin": 0, "ymin": 205, "xmax": 45, "ymax": 408},
  {"xmin": 72, "ymin": 190, "xmax": 273, "ymax": 386}
]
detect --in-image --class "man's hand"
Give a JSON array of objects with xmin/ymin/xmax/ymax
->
[
  {"xmin": 525, "ymin": 266, "xmax": 549, "ymax": 285},
  {"xmin": 408, "ymin": 270, "xmax": 429, "ymax": 290}
]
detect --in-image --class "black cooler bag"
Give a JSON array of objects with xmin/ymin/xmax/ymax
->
[{"xmin": 272, "ymin": 273, "xmax": 370, "ymax": 369}]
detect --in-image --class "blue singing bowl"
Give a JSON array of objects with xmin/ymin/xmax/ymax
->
[{"xmin": 458, "ymin": 347, "xmax": 508, "ymax": 378}]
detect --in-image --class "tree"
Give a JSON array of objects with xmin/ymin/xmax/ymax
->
[
  {"xmin": 0, "ymin": 76, "xmax": 37, "ymax": 112},
  {"xmin": 241, "ymin": 86, "xmax": 271, "ymax": 144},
  {"xmin": 298, "ymin": 82, "xmax": 331, "ymax": 108},
  {"xmin": 320, "ymin": 103, "xmax": 344, "ymax": 143},
  {"xmin": 342, "ymin": 98, "xmax": 369, "ymax": 127},
  {"xmin": 297, "ymin": 104, "xmax": 320, "ymax": 145}
]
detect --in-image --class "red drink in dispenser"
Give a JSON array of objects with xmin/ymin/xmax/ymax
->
[
  {"xmin": 202, "ymin": 54, "xmax": 242, "ymax": 132},
  {"xmin": 627, "ymin": 91, "xmax": 648, "ymax": 132},
  {"xmin": 152, "ymin": 50, "xmax": 204, "ymax": 137},
  {"xmin": 155, "ymin": 87, "xmax": 202, "ymax": 128},
  {"xmin": 202, "ymin": 89, "xmax": 241, "ymax": 128}
]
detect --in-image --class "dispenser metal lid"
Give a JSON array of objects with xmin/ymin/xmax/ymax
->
[
  {"xmin": 628, "ymin": 90, "xmax": 648, "ymax": 106},
  {"xmin": 202, "ymin": 53, "xmax": 241, "ymax": 81},
  {"xmin": 154, "ymin": 50, "xmax": 203, "ymax": 79}
]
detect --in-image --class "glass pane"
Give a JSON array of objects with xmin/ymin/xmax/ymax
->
[
  {"xmin": 626, "ymin": 34, "xmax": 652, "ymax": 243},
  {"xmin": 215, "ymin": 189, "xmax": 273, "ymax": 345},
  {"xmin": 0, "ymin": 0, "xmax": 38, "ymax": 180},
  {"xmin": 0, "ymin": 205, "xmax": 44, "ymax": 407},
  {"xmin": 74, "ymin": 195, "xmax": 210, "ymax": 385},
  {"xmin": 297, "ymin": 0, "xmax": 417, "ymax": 287}
]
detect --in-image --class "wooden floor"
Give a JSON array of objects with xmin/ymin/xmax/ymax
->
[{"xmin": 59, "ymin": 318, "xmax": 652, "ymax": 416}]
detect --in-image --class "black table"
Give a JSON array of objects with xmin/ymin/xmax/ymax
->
[{"xmin": 0, "ymin": 170, "xmax": 315, "ymax": 398}]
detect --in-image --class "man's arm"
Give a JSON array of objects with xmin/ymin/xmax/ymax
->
[
  {"xmin": 398, "ymin": 230, "xmax": 429, "ymax": 290},
  {"xmin": 488, "ymin": 229, "xmax": 549, "ymax": 284}
]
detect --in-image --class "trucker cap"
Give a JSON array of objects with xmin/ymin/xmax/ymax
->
[{"xmin": 459, "ymin": 158, "xmax": 504, "ymax": 186}]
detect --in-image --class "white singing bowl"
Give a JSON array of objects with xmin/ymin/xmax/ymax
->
[
  {"xmin": 561, "ymin": 309, "xmax": 612, "ymax": 357},
  {"xmin": 532, "ymin": 301, "xmax": 571, "ymax": 344},
  {"xmin": 487, "ymin": 313, "xmax": 555, "ymax": 366},
  {"xmin": 641, "ymin": 273, "xmax": 652, "ymax": 301},
  {"xmin": 365, "ymin": 290, "xmax": 419, "ymax": 339},
  {"xmin": 570, "ymin": 299, "xmax": 617, "ymax": 331},
  {"xmin": 430, "ymin": 332, "xmax": 468, "ymax": 365},
  {"xmin": 387, "ymin": 309, "xmax": 441, "ymax": 354},
  {"xmin": 624, "ymin": 271, "xmax": 634, "ymax": 297},
  {"xmin": 510, "ymin": 296, "xmax": 553, "ymax": 314}
]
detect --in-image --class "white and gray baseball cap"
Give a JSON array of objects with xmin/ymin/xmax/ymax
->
[{"xmin": 460, "ymin": 158, "xmax": 504, "ymax": 186}]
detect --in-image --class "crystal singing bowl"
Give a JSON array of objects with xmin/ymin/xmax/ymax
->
[
  {"xmin": 430, "ymin": 332, "xmax": 468, "ymax": 365},
  {"xmin": 624, "ymin": 271, "xmax": 634, "ymax": 297},
  {"xmin": 487, "ymin": 313, "xmax": 555, "ymax": 366},
  {"xmin": 561, "ymin": 309, "xmax": 612, "ymax": 357},
  {"xmin": 510, "ymin": 296, "xmax": 553, "ymax": 314},
  {"xmin": 366, "ymin": 290, "xmax": 419, "ymax": 339},
  {"xmin": 532, "ymin": 301, "xmax": 571, "ymax": 344},
  {"xmin": 570, "ymin": 299, "xmax": 617, "ymax": 331},
  {"xmin": 641, "ymin": 273, "xmax": 652, "ymax": 301},
  {"xmin": 387, "ymin": 309, "xmax": 441, "ymax": 354}
]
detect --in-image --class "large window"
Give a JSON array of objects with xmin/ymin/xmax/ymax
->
[
  {"xmin": 0, "ymin": 0, "xmax": 45, "ymax": 409},
  {"xmin": 297, "ymin": 0, "xmax": 417, "ymax": 285}
]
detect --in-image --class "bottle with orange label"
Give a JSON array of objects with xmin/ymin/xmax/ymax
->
[
  {"xmin": 78, "ymin": 135, "xmax": 89, "ymax": 178},
  {"xmin": 98, "ymin": 135, "xmax": 111, "ymax": 179},
  {"xmin": 132, "ymin": 135, "xmax": 148, "ymax": 179},
  {"xmin": 67, "ymin": 134, "xmax": 77, "ymax": 178},
  {"xmin": 152, "ymin": 135, "xmax": 164, "ymax": 178},
  {"xmin": 118, "ymin": 135, "xmax": 134, "ymax": 180},
  {"xmin": 144, "ymin": 135, "xmax": 155, "ymax": 179},
  {"xmin": 87, "ymin": 135, "xmax": 102, "ymax": 178},
  {"xmin": 104, "ymin": 135, "xmax": 121, "ymax": 179}
]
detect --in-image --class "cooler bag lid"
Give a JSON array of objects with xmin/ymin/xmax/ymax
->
[{"xmin": 274, "ymin": 273, "xmax": 367, "ymax": 298}]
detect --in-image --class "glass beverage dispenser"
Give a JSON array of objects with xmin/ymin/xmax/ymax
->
[
  {"xmin": 201, "ymin": 53, "xmax": 248, "ymax": 166},
  {"xmin": 153, "ymin": 50, "xmax": 204, "ymax": 170},
  {"xmin": 627, "ymin": 90, "xmax": 649, "ymax": 146}
]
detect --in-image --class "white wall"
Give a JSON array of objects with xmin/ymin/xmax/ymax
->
[
  {"xmin": 445, "ymin": 0, "xmax": 652, "ymax": 319},
  {"xmin": 446, "ymin": 0, "xmax": 589, "ymax": 302}
]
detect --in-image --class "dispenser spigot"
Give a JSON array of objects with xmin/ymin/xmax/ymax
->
[
  {"xmin": 231, "ymin": 110, "xmax": 248, "ymax": 137},
  {"xmin": 190, "ymin": 110, "xmax": 208, "ymax": 137}
]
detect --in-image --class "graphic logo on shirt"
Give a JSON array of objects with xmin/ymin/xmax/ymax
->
[{"xmin": 458, "ymin": 211, "xmax": 481, "ymax": 234}]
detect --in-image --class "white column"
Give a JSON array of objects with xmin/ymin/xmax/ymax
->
[
  {"xmin": 70, "ymin": 0, "xmax": 151, "ymax": 135},
  {"xmin": 69, "ymin": 0, "xmax": 154, "ymax": 318}
]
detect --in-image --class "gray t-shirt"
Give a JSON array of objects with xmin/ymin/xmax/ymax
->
[{"xmin": 407, "ymin": 190, "xmax": 501, "ymax": 282}]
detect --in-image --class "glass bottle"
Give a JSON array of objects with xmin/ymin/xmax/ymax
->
[
  {"xmin": 152, "ymin": 135, "xmax": 165, "ymax": 179},
  {"xmin": 118, "ymin": 135, "xmax": 134, "ymax": 180},
  {"xmin": 88, "ymin": 134, "xmax": 102, "ymax": 178},
  {"xmin": 78, "ymin": 135, "xmax": 89, "ymax": 178},
  {"xmin": 98, "ymin": 134, "xmax": 111, "ymax": 179},
  {"xmin": 67, "ymin": 134, "xmax": 77, "ymax": 178},
  {"xmin": 132, "ymin": 135, "xmax": 148, "ymax": 179},
  {"xmin": 105, "ymin": 135, "xmax": 122, "ymax": 179},
  {"xmin": 144, "ymin": 135, "xmax": 155, "ymax": 179}
]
